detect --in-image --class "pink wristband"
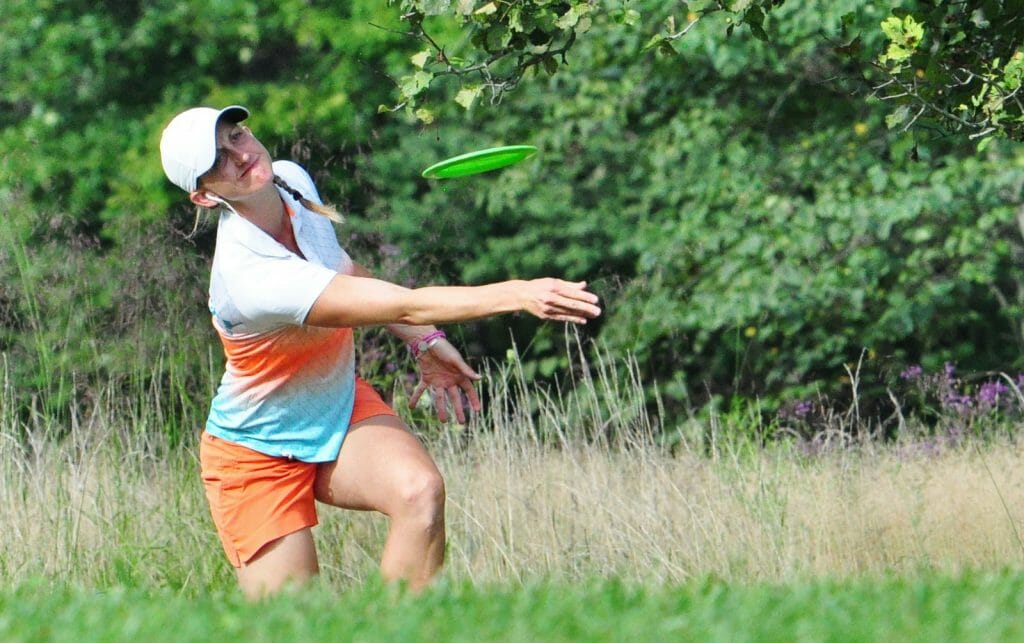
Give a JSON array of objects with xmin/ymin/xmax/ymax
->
[{"xmin": 409, "ymin": 330, "xmax": 446, "ymax": 358}]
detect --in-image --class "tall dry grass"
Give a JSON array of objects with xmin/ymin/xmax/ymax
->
[{"xmin": 2, "ymin": 346, "xmax": 1024, "ymax": 594}]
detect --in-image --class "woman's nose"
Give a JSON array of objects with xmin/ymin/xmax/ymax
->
[{"xmin": 229, "ymin": 148, "xmax": 250, "ymax": 166}]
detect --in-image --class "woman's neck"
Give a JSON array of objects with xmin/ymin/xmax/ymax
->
[
  {"xmin": 231, "ymin": 184, "xmax": 303, "ymax": 256},
  {"xmin": 233, "ymin": 184, "xmax": 287, "ymax": 238}
]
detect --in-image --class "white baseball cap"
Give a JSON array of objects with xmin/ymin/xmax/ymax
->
[{"xmin": 159, "ymin": 105, "xmax": 250, "ymax": 192}]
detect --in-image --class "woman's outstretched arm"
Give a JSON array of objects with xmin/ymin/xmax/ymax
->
[{"xmin": 304, "ymin": 274, "xmax": 601, "ymax": 329}]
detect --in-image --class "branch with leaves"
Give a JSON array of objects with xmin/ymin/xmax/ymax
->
[
  {"xmin": 382, "ymin": 0, "xmax": 594, "ymax": 122},
  {"xmin": 861, "ymin": 5, "xmax": 1024, "ymax": 146},
  {"xmin": 381, "ymin": 0, "xmax": 786, "ymax": 120},
  {"xmin": 383, "ymin": 1, "xmax": 1024, "ymax": 145}
]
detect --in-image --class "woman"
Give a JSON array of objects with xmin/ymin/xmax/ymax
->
[{"xmin": 159, "ymin": 105, "xmax": 601, "ymax": 598}]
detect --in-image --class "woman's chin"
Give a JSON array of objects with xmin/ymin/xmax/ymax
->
[{"xmin": 246, "ymin": 165, "xmax": 275, "ymax": 189}]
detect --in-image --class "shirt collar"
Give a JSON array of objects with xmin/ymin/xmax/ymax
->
[{"xmin": 217, "ymin": 193, "xmax": 308, "ymax": 258}]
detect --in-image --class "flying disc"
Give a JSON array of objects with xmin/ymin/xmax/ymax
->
[{"xmin": 422, "ymin": 145, "xmax": 538, "ymax": 179}]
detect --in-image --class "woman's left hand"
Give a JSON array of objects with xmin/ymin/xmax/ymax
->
[{"xmin": 409, "ymin": 340, "xmax": 482, "ymax": 423}]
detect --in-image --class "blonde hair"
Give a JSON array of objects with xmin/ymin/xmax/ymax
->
[
  {"xmin": 186, "ymin": 204, "xmax": 214, "ymax": 239},
  {"xmin": 273, "ymin": 175, "xmax": 344, "ymax": 223}
]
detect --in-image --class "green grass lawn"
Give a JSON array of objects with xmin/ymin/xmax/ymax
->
[{"xmin": 4, "ymin": 570, "xmax": 1024, "ymax": 642}]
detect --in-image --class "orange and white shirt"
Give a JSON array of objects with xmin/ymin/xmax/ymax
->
[{"xmin": 205, "ymin": 161, "xmax": 355, "ymax": 462}]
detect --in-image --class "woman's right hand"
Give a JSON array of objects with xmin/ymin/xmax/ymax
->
[{"xmin": 519, "ymin": 279, "xmax": 602, "ymax": 324}]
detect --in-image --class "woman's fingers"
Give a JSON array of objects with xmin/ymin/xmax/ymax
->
[
  {"xmin": 448, "ymin": 385, "xmax": 465, "ymax": 424},
  {"xmin": 460, "ymin": 378, "xmax": 482, "ymax": 412},
  {"xmin": 530, "ymin": 279, "xmax": 602, "ymax": 322},
  {"xmin": 562, "ymin": 280, "xmax": 600, "ymax": 304},
  {"xmin": 432, "ymin": 386, "xmax": 448, "ymax": 422},
  {"xmin": 409, "ymin": 380, "xmax": 428, "ymax": 409},
  {"xmin": 429, "ymin": 384, "xmax": 476, "ymax": 424}
]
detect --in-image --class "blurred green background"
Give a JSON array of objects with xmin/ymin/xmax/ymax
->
[{"xmin": 3, "ymin": 0, "xmax": 1022, "ymax": 436}]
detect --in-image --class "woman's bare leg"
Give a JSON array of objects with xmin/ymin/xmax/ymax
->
[
  {"xmin": 235, "ymin": 528, "xmax": 319, "ymax": 600},
  {"xmin": 314, "ymin": 415, "xmax": 445, "ymax": 590}
]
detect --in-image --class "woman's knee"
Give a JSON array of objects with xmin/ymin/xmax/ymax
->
[{"xmin": 394, "ymin": 467, "xmax": 446, "ymax": 523}]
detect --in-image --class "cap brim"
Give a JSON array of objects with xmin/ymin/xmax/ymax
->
[
  {"xmin": 218, "ymin": 105, "xmax": 249, "ymax": 124},
  {"xmin": 195, "ymin": 106, "xmax": 250, "ymax": 180}
]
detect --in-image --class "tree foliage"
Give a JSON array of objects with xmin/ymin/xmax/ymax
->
[
  {"xmin": 385, "ymin": 0, "xmax": 791, "ymax": 117},
  {"xmin": 361, "ymin": 1, "xmax": 1024, "ymax": 415},
  {"xmin": 2, "ymin": 0, "xmax": 1023, "ymax": 431},
  {"xmin": 388, "ymin": 1, "xmax": 1024, "ymax": 143},
  {"xmin": 863, "ymin": 2, "xmax": 1024, "ymax": 144}
]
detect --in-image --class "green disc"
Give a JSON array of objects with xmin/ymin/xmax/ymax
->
[{"xmin": 422, "ymin": 145, "xmax": 538, "ymax": 179}]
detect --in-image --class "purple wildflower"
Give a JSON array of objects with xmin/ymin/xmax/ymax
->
[
  {"xmin": 900, "ymin": 365, "xmax": 923, "ymax": 380},
  {"xmin": 778, "ymin": 400, "xmax": 814, "ymax": 423},
  {"xmin": 941, "ymin": 392, "xmax": 973, "ymax": 414},
  {"xmin": 976, "ymin": 380, "xmax": 1009, "ymax": 410}
]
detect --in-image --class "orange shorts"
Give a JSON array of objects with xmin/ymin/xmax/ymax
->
[{"xmin": 199, "ymin": 377, "xmax": 397, "ymax": 567}]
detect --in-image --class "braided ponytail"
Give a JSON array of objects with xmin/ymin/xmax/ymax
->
[{"xmin": 273, "ymin": 175, "xmax": 344, "ymax": 224}]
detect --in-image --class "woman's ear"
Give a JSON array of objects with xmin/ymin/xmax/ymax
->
[{"xmin": 189, "ymin": 190, "xmax": 221, "ymax": 208}]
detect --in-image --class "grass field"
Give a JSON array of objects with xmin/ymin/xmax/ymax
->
[
  {"xmin": 3, "ymin": 571, "xmax": 1024, "ymax": 641},
  {"xmin": 4, "ymin": 346, "xmax": 1024, "ymax": 639}
]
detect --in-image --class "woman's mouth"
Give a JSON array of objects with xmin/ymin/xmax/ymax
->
[{"xmin": 239, "ymin": 156, "xmax": 259, "ymax": 179}]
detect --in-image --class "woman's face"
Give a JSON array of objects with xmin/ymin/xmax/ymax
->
[{"xmin": 196, "ymin": 120, "xmax": 273, "ymax": 201}]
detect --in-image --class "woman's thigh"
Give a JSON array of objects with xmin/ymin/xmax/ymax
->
[
  {"xmin": 235, "ymin": 527, "xmax": 319, "ymax": 598},
  {"xmin": 314, "ymin": 415, "xmax": 443, "ymax": 513}
]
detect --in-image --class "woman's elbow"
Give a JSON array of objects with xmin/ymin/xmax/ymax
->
[{"xmin": 396, "ymin": 310, "xmax": 431, "ymax": 326}]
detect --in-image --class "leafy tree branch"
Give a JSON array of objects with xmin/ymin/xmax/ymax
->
[{"xmin": 385, "ymin": 1, "xmax": 1024, "ymax": 144}]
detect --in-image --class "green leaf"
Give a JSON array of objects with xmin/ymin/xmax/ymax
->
[
  {"xmin": 611, "ymin": 8, "xmax": 641, "ymax": 26},
  {"xmin": 555, "ymin": 6, "xmax": 580, "ymax": 30},
  {"xmin": 508, "ymin": 5, "xmax": 525, "ymax": 31},
  {"xmin": 904, "ymin": 16, "xmax": 924, "ymax": 44},
  {"xmin": 880, "ymin": 15, "xmax": 903, "ymax": 41},
  {"xmin": 749, "ymin": 22, "xmax": 768, "ymax": 42},
  {"xmin": 1003, "ymin": 51, "xmax": 1024, "ymax": 91},
  {"xmin": 474, "ymin": 1, "xmax": 496, "ymax": 15},
  {"xmin": 879, "ymin": 15, "xmax": 924, "ymax": 65},
  {"xmin": 454, "ymin": 85, "xmax": 483, "ymax": 109},
  {"xmin": 399, "ymin": 71, "xmax": 433, "ymax": 99},
  {"xmin": 419, "ymin": 0, "xmax": 452, "ymax": 16},
  {"xmin": 885, "ymin": 105, "xmax": 911, "ymax": 129},
  {"xmin": 643, "ymin": 33, "xmax": 668, "ymax": 52},
  {"xmin": 744, "ymin": 5, "xmax": 765, "ymax": 28},
  {"xmin": 410, "ymin": 50, "xmax": 431, "ymax": 69}
]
